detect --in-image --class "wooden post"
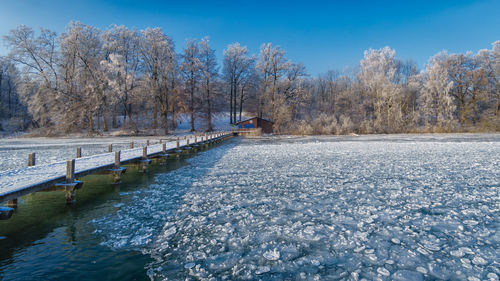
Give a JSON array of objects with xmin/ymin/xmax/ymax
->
[
  {"xmin": 76, "ymin": 147, "xmax": 82, "ymax": 158},
  {"xmin": 130, "ymin": 141, "xmax": 134, "ymax": 149},
  {"xmin": 195, "ymin": 136, "xmax": 197, "ymax": 143},
  {"xmin": 115, "ymin": 151, "xmax": 120, "ymax": 168},
  {"xmin": 142, "ymin": 147, "xmax": 147, "ymax": 159},
  {"xmin": 108, "ymin": 144, "xmax": 113, "ymax": 152},
  {"xmin": 176, "ymin": 137, "xmax": 180, "ymax": 149},
  {"xmin": 28, "ymin": 153, "xmax": 36, "ymax": 166},
  {"xmin": 159, "ymin": 139, "xmax": 163, "ymax": 144},
  {"xmin": 162, "ymin": 143, "xmax": 166, "ymax": 154},
  {"xmin": 147, "ymin": 140, "xmax": 150, "ymax": 146},
  {"xmin": 187, "ymin": 139, "xmax": 190, "ymax": 145},
  {"xmin": 66, "ymin": 159, "xmax": 75, "ymax": 183}
]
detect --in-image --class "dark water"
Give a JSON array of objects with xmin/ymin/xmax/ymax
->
[{"xmin": 0, "ymin": 141, "xmax": 235, "ymax": 281}]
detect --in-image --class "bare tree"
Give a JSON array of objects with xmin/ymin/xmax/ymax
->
[
  {"xmin": 223, "ymin": 43, "xmax": 254, "ymax": 124},
  {"xmin": 198, "ymin": 37, "xmax": 218, "ymax": 131},
  {"xmin": 181, "ymin": 39, "xmax": 201, "ymax": 131}
]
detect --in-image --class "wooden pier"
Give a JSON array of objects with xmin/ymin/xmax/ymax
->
[{"xmin": 0, "ymin": 132, "xmax": 233, "ymax": 220}]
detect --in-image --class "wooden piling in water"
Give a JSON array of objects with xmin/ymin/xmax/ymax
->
[
  {"xmin": 76, "ymin": 147, "xmax": 82, "ymax": 158},
  {"xmin": 130, "ymin": 141, "xmax": 134, "ymax": 149},
  {"xmin": 108, "ymin": 144, "xmax": 113, "ymax": 152},
  {"xmin": 112, "ymin": 151, "xmax": 124, "ymax": 183},
  {"xmin": 146, "ymin": 140, "xmax": 150, "ymax": 146},
  {"xmin": 115, "ymin": 151, "xmax": 120, "ymax": 168},
  {"xmin": 65, "ymin": 159, "xmax": 76, "ymax": 203},
  {"xmin": 28, "ymin": 153, "xmax": 36, "ymax": 167}
]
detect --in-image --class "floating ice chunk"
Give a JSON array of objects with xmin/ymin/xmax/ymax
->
[
  {"xmin": 450, "ymin": 249, "xmax": 464, "ymax": 257},
  {"xmin": 311, "ymin": 259, "xmax": 320, "ymax": 266},
  {"xmin": 184, "ymin": 262, "xmax": 195, "ymax": 269},
  {"xmin": 263, "ymin": 248, "xmax": 280, "ymax": 261},
  {"xmin": 459, "ymin": 247, "xmax": 474, "ymax": 255},
  {"xmin": 468, "ymin": 277, "xmax": 480, "ymax": 281},
  {"xmin": 377, "ymin": 267, "xmax": 390, "ymax": 276},
  {"xmin": 472, "ymin": 256, "xmax": 487, "ymax": 265},
  {"xmin": 255, "ymin": 266, "xmax": 270, "ymax": 275},
  {"xmin": 487, "ymin": 273, "xmax": 499, "ymax": 281},
  {"xmin": 354, "ymin": 245, "xmax": 365, "ymax": 253},
  {"xmin": 392, "ymin": 270, "xmax": 423, "ymax": 281},
  {"xmin": 416, "ymin": 266, "xmax": 427, "ymax": 274},
  {"xmin": 391, "ymin": 238, "xmax": 401, "ymax": 244},
  {"xmin": 163, "ymin": 226, "xmax": 177, "ymax": 238}
]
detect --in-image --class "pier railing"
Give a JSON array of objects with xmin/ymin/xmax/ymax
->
[{"xmin": 0, "ymin": 132, "xmax": 233, "ymax": 219}]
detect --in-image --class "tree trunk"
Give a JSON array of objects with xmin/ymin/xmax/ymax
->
[
  {"xmin": 229, "ymin": 80, "xmax": 233, "ymax": 124},
  {"xmin": 89, "ymin": 115, "xmax": 95, "ymax": 133},
  {"xmin": 112, "ymin": 104, "xmax": 117, "ymax": 128},
  {"xmin": 190, "ymin": 77, "xmax": 195, "ymax": 132},
  {"xmin": 206, "ymin": 80, "xmax": 213, "ymax": 131},
  {"xmin": 171, "ymin": 105, "xmax": 176, "ymax": 130},
  {"xmin": 153, "ymin": 102, "xmax": 158, "ymax": 129},
  {"xmin": 233, "ymin": 84, "xmax": 237, "ymax": 124},
  {"xmin": 239, "ymin": 86, "xmax": 244, "ymax": 122},
  {"xmin": 97, "ymin": 111, "xmax": 101, "ymax": 130}
]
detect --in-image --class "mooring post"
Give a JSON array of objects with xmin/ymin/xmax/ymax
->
[
  {"xmin": 141, "ymin": 146, "xmax": 149, "ymax": 172},
  {"xmin": 187, "ymin": 138, "xmax": 190, "ymax": 146},
  {"xmin": 111, "ymin": 151, "xmax": 124, "ymax": 183},
  {"xmin": 159, "ymin": 139, "xmax": 163, "ymax": 144},
  {"xmin": 115, "ymin": 151, "xmax": 121, "ymax": 168},
  {"xmin": 162, "ymin": 143, "xmax": 166, "ymax": 154},
  {"xmin": 146, "ymin": 140, "xmax": 150, "ymax": 146},
  {"xmin": 130, "ymin": 141, "xmax": 134, "ymax": 149},
  {"xmin": 66, "ymin": 159, "xmax": 75, "ymax": 183},
  {"xmin": 108, "ymin": 144, "xmax": 113, "ymax": 152},
  {"xmin": 176, "ymin": 137, "xmax": 180, "ymax": 149},
  {"xmin": 28, "ymin": 152, "xmax": 36, "ymax": 167},
  {"xmin": 76, "ymin": 147, "xmax": 82, "ymax": 158},
  {"xmin": 65, "ymin": 159, "xmax": 76, "ymax": 203},
  {"xmin": 194, "ymin": 136, "xmax": 197, "ymax": 144}
]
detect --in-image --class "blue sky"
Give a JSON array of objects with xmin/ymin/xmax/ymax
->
[{"xmin": 1, "ymin": 0, "xmax": 499, "ymax": 76}]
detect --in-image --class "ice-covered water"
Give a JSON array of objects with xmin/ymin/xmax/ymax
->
[{"xmin": 93, "ymin": 135, "xmax": 500, "ymax": 280}]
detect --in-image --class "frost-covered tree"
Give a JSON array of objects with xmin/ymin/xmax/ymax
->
[
  {"xmin": 181, "ymin": 39, "xmax": 201, "ymax": 131},
  {"xmin": 3, "ymin": 25, "xmax": 59, "ymax": 128},
  {"xmin": 102, "ymin": 25, "xmax": 141, "ymax": 128},
  {"xmin": 60, "ymin": 22, "xmax": 109, "ymax": 133},
  {"xmin": 139, "ymin": 28, "xmax": 176, "ymax": 133},
  {"xmin": 419, "ymin": 52, "xmax": 456, "ymax": 130},
  {"xmin": 446, "ymin": 52, "xmax": 489, "ymax": 126},
  {"xmin": 358, "ymin": 47, "xmax": 404, "ymax": 133},
  {"xmin": 198, "ymin": 37, "xmax": 218, "ymax": 131},
  {"xmin": 256, "ymin": 43, "xmax": 290, "ymax": 121},
  {"xmin": 223, "ymin": 43, "xmax": 254, "ymax": 124}
]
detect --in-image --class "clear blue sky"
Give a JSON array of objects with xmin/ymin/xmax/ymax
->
[{"xmin": 1, "ymin": 0, "xmax": 499, "ymax": 76}]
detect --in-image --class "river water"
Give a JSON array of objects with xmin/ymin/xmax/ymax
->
[{"xmin": 1, "ymin": 135, "xmax": 499, "ymax": 280}]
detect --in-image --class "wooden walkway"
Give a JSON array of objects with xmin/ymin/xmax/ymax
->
[{"xmin": 0, "ymin": 132, "xmax": 232, "ymax": 218}]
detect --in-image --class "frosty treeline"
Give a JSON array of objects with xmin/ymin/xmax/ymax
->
[{"xmin": 1, "ymin": 22, "xmax": 499, "ymax": 135}]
